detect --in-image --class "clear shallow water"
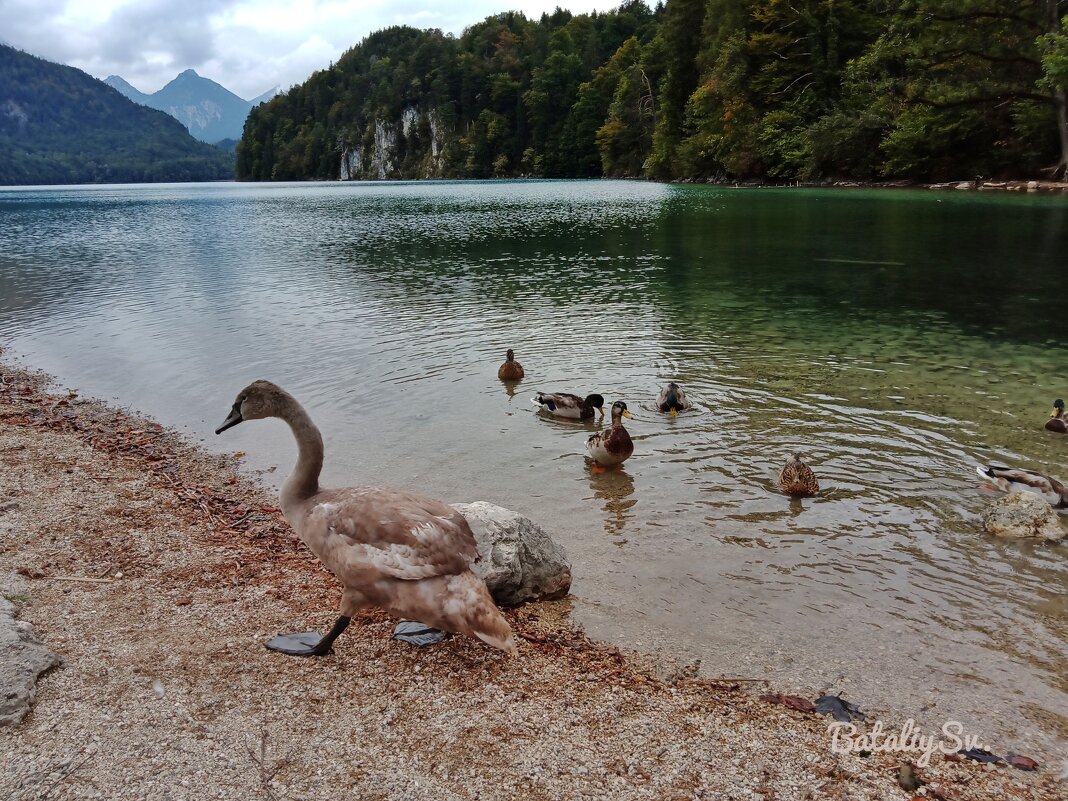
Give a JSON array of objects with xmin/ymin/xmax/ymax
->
[{"xmin": 1, "ymin": 180, "xmax": 1065, "ymax": 759}]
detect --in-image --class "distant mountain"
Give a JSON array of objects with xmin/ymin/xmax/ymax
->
[
  {"xmin": 0, "ymin": 45, "xmax": 233, "ymax": 185},
  {"xmin": 106, "ymin": 70, "xmax": 277, "ymax": 144}
]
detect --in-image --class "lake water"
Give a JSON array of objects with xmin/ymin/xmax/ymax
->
[{"xmin": 1, "ymin": 180, "xmax": 1065, "ymax": 760}]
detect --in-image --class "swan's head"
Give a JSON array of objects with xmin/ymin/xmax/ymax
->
[
  {"xmin": 611, "ymin": 400, "xmax": 633, "ymax": 420},
  {"xmin": 215, "ymin": 380, "xmax": 288, "ymax": 434}
]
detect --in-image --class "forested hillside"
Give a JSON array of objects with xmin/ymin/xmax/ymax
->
[
  {"xmin": 238, "ymin": 1, "xmax": 1068, "ymax": 183},
  {"xmin": 0, "ymin": 46, "xmax": 234, "ymax": 186}
]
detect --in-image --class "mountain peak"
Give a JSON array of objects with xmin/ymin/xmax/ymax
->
[{"xmin": 178, "ymin": 68, "xmax": 200, "ymax": 78}]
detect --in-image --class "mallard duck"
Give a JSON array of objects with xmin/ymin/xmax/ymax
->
[
  {"xmin": 532, "ymin": 391, "xmax": 605, "ymax": 420},
  {"xmin": 1046, "ymin": 399, "xmax": 1066, "ymax": 433},
  {"xmin": 215, "ymin": 380, "xmax": 516, "ymax": 657},
  {"xmin": 656, "ymin": 382, "xmax": 692, "ymax": 416},
  {"xmin": 586, "ymin": 401, "xmax": 634, "ymax": 466},
  {"xmin": 976, "ymin": 465, "xmax": 1068, "ymax": 508},
  {"xmin": 778, "ymin": 453, "xmax": 820, "ymax": 496},
  {"xmin": 497, "ymin": 349, "xmax": 525, "ymax": 381}
]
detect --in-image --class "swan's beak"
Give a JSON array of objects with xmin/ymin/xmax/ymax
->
[
  {"xmin": 215, "ymin": 405, "xmax": 243, "ymax": 434},
  {"xmin": 622, "ymin": 410, "xmax": 633, "ymax": 420},
  {"xmin": 669, "ymin": 408, "xmax": 677, "ymax": 417}
]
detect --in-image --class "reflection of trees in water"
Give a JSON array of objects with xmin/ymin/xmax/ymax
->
[{"xmin": 587, "ymin": 464, "xmax": 636, "ymax": 538}]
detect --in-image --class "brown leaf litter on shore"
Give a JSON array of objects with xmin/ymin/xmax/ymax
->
[{"xmin": 0, "ymin": 356, "xmax": 1062, "ymax": 801}]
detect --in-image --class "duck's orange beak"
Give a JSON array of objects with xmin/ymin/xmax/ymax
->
[
  {"xmin": 622, "ymin": 410, "xmax": 633, "ymax": 420},
  {"xmin": 669, "ymin": 408, "xmax": 677, "ymax": 417}
]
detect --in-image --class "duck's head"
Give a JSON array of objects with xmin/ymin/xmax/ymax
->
[
  {"xmin": 787, "ymin": 452, "xmax": 805, "ymax": 463},
  {"xmin": 216, "ymin": 380, "xmax": 288, "ymax": 434},
  {"xmin": 586, "ymin": 393, "xmax": 606, "ymax": 416},
  {"xmin": 1052, "ymin": 399, "xmax": 1065, "ymax": 418},
  {"xmin": 505, "ymin": 349, "xmax": 515, "ymax": 361},
  {"xmin": 663, "ymin": 383, "xmax": 682, "ymax": 415},
  {"xmin": 611, "ymin": 400, "xmax": 633, "ymax": 420}
]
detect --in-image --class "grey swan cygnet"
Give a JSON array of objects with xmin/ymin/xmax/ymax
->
[{"xmin": 215, "ymin": 380, "xmax": 517, "ymax": 657}]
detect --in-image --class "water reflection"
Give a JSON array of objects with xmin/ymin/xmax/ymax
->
[{"xmin": 586, "ymin": 464, "xmax": 637, "ymax": 538}]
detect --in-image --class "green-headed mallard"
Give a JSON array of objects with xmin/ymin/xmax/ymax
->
[
  {"xmin": 976, "ymin": 464, "xmax": 1068, "ymax": 508},
  {"xmin": 657, "ymin": 382, "xmax": 692, "ymax": 416},
  {"xmin": 532, "ymin": 391, "xmax": 605, "ymax": 420},
  {"xmin": 778, "ymin": 453, "xmax": 820, "ymax": 496},
  {"xmin": 497, "ymin": 349, "xmax": 525, "ymax": 381},
  {"xmin": 586, "ymin": 401, "xmax": 634, "ymax": 466},
  {"xmin": 215, "ymin": 380, "xmax": 516, "ymax": 657},
  {"xmin": 1046, "ymin": 399, "xmax": 1066, "ymax": 434}
]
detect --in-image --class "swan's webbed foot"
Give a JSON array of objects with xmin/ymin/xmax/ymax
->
[
  {"xmin": 392, "ymin": 620, "xmax": 448, "ymax": 647},
  {"xmin": 265, "ymin": 615, "xmax": 350, "ymax": 657}
]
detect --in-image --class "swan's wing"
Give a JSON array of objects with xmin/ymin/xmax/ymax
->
[{"xmin": 301, "ymin": 487, "xmax": 480, "ymax": 581}]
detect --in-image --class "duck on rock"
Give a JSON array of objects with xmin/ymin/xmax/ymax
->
[
  {"xmin": 215, "ymin": 380, "xmax": 516, "ymax": 657},
  {"xmin": 586, "ymin": 401, "xmax": 634, "ymax": 466}
]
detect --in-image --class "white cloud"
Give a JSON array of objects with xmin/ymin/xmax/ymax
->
[{"xmin": 1, "ymin": 0, "xmax": 628, "ymax": 100}]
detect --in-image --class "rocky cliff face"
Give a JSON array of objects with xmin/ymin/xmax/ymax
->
[{"xmin": 339, "ymin": 105, "xmax": 449, "ymax": 180}]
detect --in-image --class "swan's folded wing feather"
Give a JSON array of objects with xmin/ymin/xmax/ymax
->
[{"xmin": 301, "ymin": 487, "xmax": 480, "ymax": 581}]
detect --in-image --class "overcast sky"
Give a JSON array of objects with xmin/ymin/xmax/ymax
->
[{"xmin": 1, "ymin": 0, "xmax": 626, "ymax": 100}]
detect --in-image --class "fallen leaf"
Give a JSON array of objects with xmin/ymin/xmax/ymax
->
[
  {"xmin": 233, "ymin": 451, "xmax": 246, "ymax": 458},
  {"xmin": 759, "ymin": 693, "xmax": 816, "ymax": 713},
  {"xmin": 1006, "ymin": 753, "xmax": 1039, "ymax": 771}
]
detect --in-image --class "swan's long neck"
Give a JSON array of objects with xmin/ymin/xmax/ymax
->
[{"xmin": 278, "ymin": 396, "xmax": 324, "ymax": 511}]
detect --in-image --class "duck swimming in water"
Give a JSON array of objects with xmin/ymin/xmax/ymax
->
[
  {"xmin": 656, "ymin": 382, "xmax": 692, "ymax": 416},
  {"xmin": 497, "ymin": 349, "xmax": 525, "ymax": 381},
  {"xmin": 778, "ymin": 453, "xmax": 820, "ymax": 497},
  {"xmin": 532, "ymin": 392, "xmax": 605, "ymax": 420},
  {"xmin": 976, "ymin": 464, "xmax": 1068, "ymax": 509},
  {"xmin": 586, "ymin": 401, "xmax": 634, "ymax": 466},
  {"xmin": 215, "ymin": 380, "xmax": 516, "ymax": 657},
  {"xmin": 1046, "ymin": 399, "xmax": 1066, "ymax": 434}
]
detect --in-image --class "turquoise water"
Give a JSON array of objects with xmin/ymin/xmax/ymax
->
[{"xmin": 1, "ymin": 180, "xmax": 1065, "ymax": 758}]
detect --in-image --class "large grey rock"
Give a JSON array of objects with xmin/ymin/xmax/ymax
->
[
  {"xmin": 452, "ymin": 502, "xmax": 572, "ymax": 605},
  {"xmin": 0, "ymin": 594, "xmax": 61, "ymax": 726},
  {"xmin": 981, "ymin": 491, "xmax": 1065, "ymax": 541}
]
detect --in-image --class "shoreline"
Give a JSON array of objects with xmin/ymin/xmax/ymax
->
[{"xmin": 0, "ymin": 354, "xmax": 1062, "ymax": 800}]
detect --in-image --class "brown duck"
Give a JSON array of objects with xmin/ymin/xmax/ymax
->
[
  {"xmin": 586, "ymin": 401, "xmax": 634, "ymax": 466},
  {"xmin": 778, "ymin": 453, "xmax": 820, "ymax": 496},
  {"xmin": 497, "ymin": 349, "xmax": 525, "ymax": 381},
  {"xmin": 1046, "ymin": 399, "xmax": 1066, "ymax": 434}
]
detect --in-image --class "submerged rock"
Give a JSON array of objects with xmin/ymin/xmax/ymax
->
[
  {"xmin": 981, "ymin": 491, "xmax": 1065, "ymax": 541},
  {"xmin": 0, "ymin": 593, "xmax": 61, "ymax": 726},
  {"xmin": 452, "ymin": 502, "xmax": 572, "ymax": 605}
]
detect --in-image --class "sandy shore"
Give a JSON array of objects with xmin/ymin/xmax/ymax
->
[{"xmin": 0, "ymin": 357, "xmax": 1061, "ymax": 801}]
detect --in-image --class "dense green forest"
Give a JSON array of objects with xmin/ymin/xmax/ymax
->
[
  {"xmin": 239, "ymin": 0, "xmax": 1068, "ymax": 183},
  {"xmin": 0, "ymin": 45, "xmax": 233, "ymax": 186}
]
